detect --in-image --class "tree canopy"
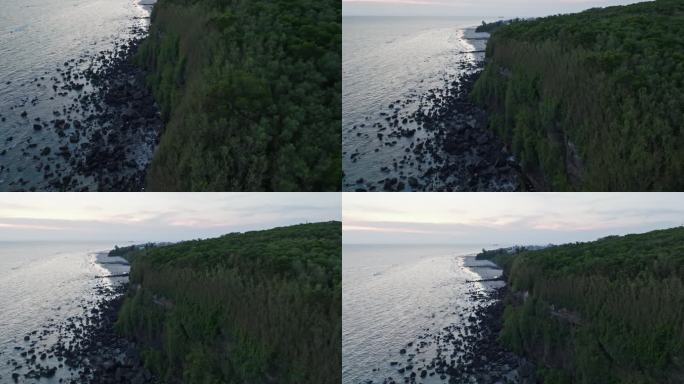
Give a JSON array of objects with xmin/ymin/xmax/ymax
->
[
  {"xmin": 116, "ymin": 221, "xmax": 341, "ymax": 384},
  {"xmin": 138, "ymin": 0, "xmax": 341, "ymax": 191},
  {"xmin": 472, "ymin": 0, "xmax": 684, "ymax": 191},
  {"xmin": 482, "ymin": 227, "xmax": 684, "ymax": 383}
]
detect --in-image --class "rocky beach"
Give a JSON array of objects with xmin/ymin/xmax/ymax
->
[
  {"xmin": 0, "ymin": 252, "xmax": 156, "ymax": 384},
  {"xmin": 0, "ymin": 0, "xmax": 161, "ymax": 191},
  {"xmin": 343, "ymin": 25, "xmax": 529, "ymax": 192},
  {"xmin": 354, "ymin": 256, "xmax": 535, "ymax": 384}
]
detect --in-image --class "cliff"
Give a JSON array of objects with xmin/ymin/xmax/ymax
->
[
  {"xmin": 472, "ymin": 0, "xmax": 684, "ymax": 191},
  {"xmin": 115, "ymin": 222, "xmax": 341, "ymax": 384},
  {"xmin": 481, "ymin": 227, "xmax": 684, "ymax": 383},
  {"xmin": 136, "ymin": 0, "xmax": 341, "ymax": 191}
]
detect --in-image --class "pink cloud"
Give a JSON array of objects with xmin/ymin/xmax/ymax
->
[
  {"xmin": 343, "ymin": 0, "xmax": 449, "ymax": 5},
  {"xmin": 0, "ymin": 222, "xmax": 66, "ymax": 231},
  {"xmin": 343, "ymin": 223, "xmax": 433, "ymax": 234}
]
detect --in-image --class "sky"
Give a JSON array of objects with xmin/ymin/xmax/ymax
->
[
  {"xmin": 343, "ymin": 193, "xmax": 684, "ymax": 245},
  {"xmin": 0, "ymin": 193, "xmax": 341, "ymax": 242},
  {"xmin": 342, "ymin": 0, "xmax": 649, "ymax": 17}
]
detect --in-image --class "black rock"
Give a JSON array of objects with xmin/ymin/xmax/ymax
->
[{"xmin": 408, "ymin": 177, "xmax": 419, "ymax": 188}]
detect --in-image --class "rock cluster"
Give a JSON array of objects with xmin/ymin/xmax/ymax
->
[
  {"xmin": 361, "ymin": 287, "xmax": 536, "ymax": 384},
  {"xmin": 0, "ymin": 23, "xmax": 161, "ymax": 191},
  {"xmin": 3, "ymin": 282, "xmax": 157, "ymax": 384},
  {"xmin": 345, "ymin": 38, "xmax": 528, "ymax": 192}
]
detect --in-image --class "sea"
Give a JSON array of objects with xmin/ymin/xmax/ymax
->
[
  {"xmin": 0, "ymin": 0, "xmax": 154, "ymax": 190},
  {"xmin": 342, "ymin": 243, "xmax": 506, "ymax": 384},
  {"xmin": 0, "ymin": 241, "xmax": 129, "ymax": 382},
  {"xmin": 342, "ymin": 16, "xmax": 492, "ymax": 190}
]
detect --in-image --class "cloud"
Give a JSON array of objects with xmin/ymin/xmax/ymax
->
[
  {"xmin": 344, "ymin": 0, "xmax": 452, "ymax": 5},
  {"xmin": 342, "ymin": 0, "xmax": 647, "ymax": 17},
  {"xmin": 0, "ymin": 221, "xmax": 68, "ymax": 231},
  {"xmin": 343, "ymin": 222, "xmax": 435, "ymax": 234},
  {"xmin": 343, "ymin": 193, "xmax": 684, "ymax": 245},
  {"xmin": 0, "ymin": 193, "xmax": 340, "ymax": 242}
]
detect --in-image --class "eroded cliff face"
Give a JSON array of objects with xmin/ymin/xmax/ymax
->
[
  {"xmin": 472, "ymin": 37, "xmax": 608, "ymax": 191},
  {"xmin": 471, "ymin": 0, "xmax": 684, "ymax": 191},
  {"xmin": 485, "ymin": 227, "xmax": 684, "ymax": 383}
]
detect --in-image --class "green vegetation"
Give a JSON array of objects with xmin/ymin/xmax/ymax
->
[
  {"xmin": 475, "ymin": 19, "xmax": 521, "ymax": 34},
  {"xmin": 475, "ymin": 20, "xmax": 504, "ymax": 33},
  {"xmin": 116, "ymin": 222, "xmax": 341, "ymax": 384},
  {"xmin": 108, "ymin": 244, "xmax": 155, "ymax": 258},
  {"xmin": 109, "ymin": 245, "xmax": 138, "ymax": 258},
  {"xmin": 137, "ymin": 0, "xmax": 341, "ymax": 191},
  {"xmin": 485, "ymin": 227, "xmax": 684, "ymax": 383},
  {"xmin": 472, "ymin": 0, "xmax": 684, "ymax": 191}
]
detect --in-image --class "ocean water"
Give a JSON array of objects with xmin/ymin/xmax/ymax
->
[
  {"xmin": 0, "ymin": 0, "xmax": 154, "ymax": 190},
  {"xmin": 342, "ymin": 244, "xmax": 505, "ymax": 384},
  {"xmin": 342, "ymin": 17, "xmax": 490, "ymax": 190},
  {"xmin": 0, "ymin": 241, "xmax": 128, "ymax": 382}
]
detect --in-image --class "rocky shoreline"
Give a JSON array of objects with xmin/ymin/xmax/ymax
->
[
  {"xmin": 2, "ymin": 270, "xmax": 156, "ymax": 383},
  {"xmin": 0, "ymin": 16, "xmax": 161, "ymax": 191},
  {"xmin": 462, "ymin": 287, "xmax": 537, "ymax": 384},
  {"xmin": 360, "ymin": 260, "xmax": 535, "ymax": 384},
  {"xmin": 344, "ymin": 31, "xmax": 530, "ymax": 192}
]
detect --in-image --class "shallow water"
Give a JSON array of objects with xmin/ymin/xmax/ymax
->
[
  {"xmin": 0, "ymin": 0, "xmax": 154, "ymax": 191},
  {"xmin": 0, "ymin": 241, "xmax": 128, "ymax": 382},
  {"xmin": 342, "ymin": 17, "xmax": 491, "ymax": 191},
  {"xmin": 342, "ymin": 244, "xmax": 505, "ymax": 384}
]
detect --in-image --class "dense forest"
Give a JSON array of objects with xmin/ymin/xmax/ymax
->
[
  {"xmin": 137, "ymin": 0, "xmax": 341, "ymax": 191},
  {"xmin": 472, "ymin": 0, "xmax": 684, "ymax": 191},
  {"xmin": 475, "ymin": 19, "xmax": 522, "ymax": 34},
  {"xmin": 114, "ymin": 222, "xmax": 341, "ymax": 384},
  {"xmin": 108, "ymin": 243, "xmax": 156, "ymax": 257},
  {"xmin": 479, "ymin": 227, "xmax": 684, "ymax": 383}
]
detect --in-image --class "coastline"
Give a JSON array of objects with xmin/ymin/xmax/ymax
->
[
  {"xmin": 3, "ymin": 248, "xmax": 154, "ymax": 384},
  {"xmin": 348, "ymin": 252, "xmax": 534, "ymax": 383},
  {"xmin": 456, "ymin": 254, "xmax": 537, "ymax": 384},
  {"xmin": 343, "ymin": 24, "xmax": 523, "ymax": 192},
  {"xmin": 92, "ymin": 251, "xmax": 130, "ymax": 278},
  {"xmin": 0, "ymin": 1, "xmax": 161, "ymax": 191}
]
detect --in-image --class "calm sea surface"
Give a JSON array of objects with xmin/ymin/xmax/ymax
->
[
  {"xmin": 0, "ymin": 0, "xmax": 153, "ymax": 190},
  {"xmin": 0, "ymin": 241, "xmax": 128, "ymax": 381},
  {"xmin": 342, "ymin": 17, "xmax": 490, "ymax": 190},
  {"xmin": 342, "ymin": 244, "xmax": 506, "ymax": 384}
]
